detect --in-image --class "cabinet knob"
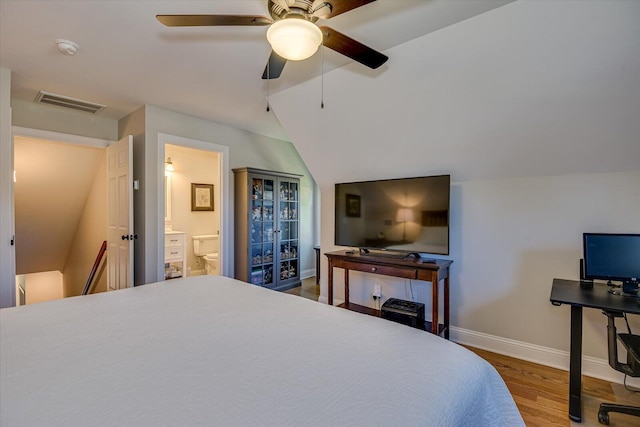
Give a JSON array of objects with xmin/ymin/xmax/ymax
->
[{"xmin": 371, "ymin": 267, "xmax": 377, "ymax": 272}]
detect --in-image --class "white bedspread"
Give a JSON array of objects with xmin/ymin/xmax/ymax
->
[{"xmin": 1, "ymin": 276, "xmax": 524, "ymax": 426}]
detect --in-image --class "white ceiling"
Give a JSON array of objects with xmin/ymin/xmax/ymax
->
[
  {"xmin": 271, "ymin": 0, "xmax": 640, "ymax": 186},
  {"xmin": 0, "ymin": 0, "xmax": 513, "ymax": 141}
]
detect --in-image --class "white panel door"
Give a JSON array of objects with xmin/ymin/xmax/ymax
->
[{"xmin": 106, "ymin": 135, "xmax": 133, "ymax": 291}]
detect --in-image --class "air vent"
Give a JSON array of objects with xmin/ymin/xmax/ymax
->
[{"xmin": 34, "ymin": 91, "xmax": 106, "ymax": 114}]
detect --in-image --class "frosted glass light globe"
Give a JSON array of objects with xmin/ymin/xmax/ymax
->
[{"xmin": 267, "ymin": 19, "xmax": 322, "ymax": 61}]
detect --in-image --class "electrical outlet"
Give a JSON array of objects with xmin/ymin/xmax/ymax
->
[{"xmin": 373, "ymin": 284, "xmax": 382, "ymax": 298}]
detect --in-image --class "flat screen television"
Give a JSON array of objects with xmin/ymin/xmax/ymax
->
[
  {"xmin": 335, "ymin": 175, "xmax": 450, "ymax": 256},
  {"xmin": 583, "ymin": 233, "xmax": 640, "ymax": 293}
]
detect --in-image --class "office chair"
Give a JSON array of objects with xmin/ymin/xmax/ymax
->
[{"xmin": 598, "ymin": 310, "xmax": 640, "ymax": 425}]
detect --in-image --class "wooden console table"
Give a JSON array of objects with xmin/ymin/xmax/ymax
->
[{"xmin": 325, "ymin": 250, "xmax": 453, "ymax": 338}]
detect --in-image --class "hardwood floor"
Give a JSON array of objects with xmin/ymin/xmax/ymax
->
[
  {"xmin": 286, "ymin": 277, "xmax": 640, "ymax": 426},
  {"xmin": 284, "ymin": 276, "xmax": 321, "ymax": 300},
  {"xmin": 467, "ymin": 347, "xmax": 640, "ymax": 427}
]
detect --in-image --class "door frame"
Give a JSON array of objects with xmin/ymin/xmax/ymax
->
[{"xmin": 157, "ymin": 133, "xmax": 230, "ymax": 279}]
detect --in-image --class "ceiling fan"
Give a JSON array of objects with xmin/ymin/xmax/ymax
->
[{"xmin": 156, "ymin": 0, "xmax": 389, "ymax": 80}]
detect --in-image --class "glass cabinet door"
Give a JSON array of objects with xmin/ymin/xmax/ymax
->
[
  {"xmin": 250, "ymin": 177, "xmax": 276, "ymax": 288},
  {"xmin": 235, "ymin": 168, "xmax": 301, "ymax": 290},
  {"xmin": 277, "ymin": 179, "xmax": 299, "ymax": 283}
]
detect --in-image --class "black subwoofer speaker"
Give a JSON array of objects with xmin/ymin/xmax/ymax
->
[{"xmin": 381, "ymin": 298, "xmax": 425, "ymax": 330}]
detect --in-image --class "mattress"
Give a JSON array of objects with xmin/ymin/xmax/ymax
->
[
  {"xmin": 387, "ymin": 226, "xmax": 449, "ymax": 255},
  {"xmin": 1, "ymin": 275, "xmax": 524, "ymax": 426}
]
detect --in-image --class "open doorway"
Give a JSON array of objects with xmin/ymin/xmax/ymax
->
[
  {"xmin": 12, "ymin": 128, "xmax": 110, "ymax": 305},
  {"xmin": 158, "ymin": 134, "xmax": 230, "ymax": 280}
]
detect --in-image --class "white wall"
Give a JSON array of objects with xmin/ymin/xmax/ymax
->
[
  {"xmin": 11, "ymin": 99, "xmax": 117, "ymax": 141},
  {"xmin": 62, "ymin": 152, "xmax": 107, "ymax": 296},
  {"xmin": 0, "ymin": 67, "xmax": 15, "ymax": 307},
  {"xmin": 24, "ymin": 270, "xmax": 63, "ymax": 305},
  {"xmin": 452, "ymin": 172, "xmax": 640, "ymax": 354},
  {"xmin": 13, "ymin": 136, "xmax": 106, "ymax": 275}
]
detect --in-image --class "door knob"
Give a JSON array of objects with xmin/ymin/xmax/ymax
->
[{"xmin": 122, "ymin": 235, "xmax": 129, "ymax": 240}]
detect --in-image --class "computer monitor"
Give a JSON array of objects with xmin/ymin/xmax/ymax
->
[{"xmin": 583, "ymin": 233, "xmax": 640, "ymax": 294}]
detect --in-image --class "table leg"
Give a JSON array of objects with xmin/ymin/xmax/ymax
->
[
  {"xmin": 444, "ymin": 274, "xmax": 450, "ymax": 339},
  {"xmin": 344, "ymin": 269, "xmax": 350, "ymax": 306},
  {"xmin": 431, "ymin": 272, "xmax": 438, "ymax": 335},
  {"xmin": 327, "ymin": 259, "xmax": 333, "ymax": 306},
  {"xmin": 569, "ymin": 305, "xmax": 583, "ymax": 422}
]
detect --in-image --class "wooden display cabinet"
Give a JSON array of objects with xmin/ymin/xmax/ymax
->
[{"xmin": 234, "ymin": 168, "xmax": 302, "ymax": 291}]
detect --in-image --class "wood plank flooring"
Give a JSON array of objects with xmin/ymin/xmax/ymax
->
[
  {"xmin": 286, "ymin": 277, "xmax": 640, "ymax": 426},
  {"xmin": 467, "ymin": 347, "xmax": 640, "ymax": 426}
]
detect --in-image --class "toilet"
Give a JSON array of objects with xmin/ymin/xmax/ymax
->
[{"xmin": 192, "ymin": 234, "xmax": 219, "ymax": 275}]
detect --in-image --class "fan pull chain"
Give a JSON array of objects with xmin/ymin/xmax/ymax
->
[
  {"xmin": 321, "ymin": 42, "xmax": 325, "ymax": 109},
  {"xmin": 266, "ymin": 58, "xmax": 270, "ymax": 112}
]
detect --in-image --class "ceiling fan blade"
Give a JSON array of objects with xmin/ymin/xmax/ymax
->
[
  {"xmin": 319, "ymin": 26, "xmax": 388, "ymax": 69},
  {"xmin": 156, "ymin": 15, "xmax": 272, "ymax": 27},
  {"xmin": 262, "ymin": 51, "xmax": 288, "ymax": 80},
  {"xmin": 312, "ymin": 0, "xmax": 377, "ymax": 19}
]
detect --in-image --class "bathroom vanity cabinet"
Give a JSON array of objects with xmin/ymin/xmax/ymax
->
[
  {"xmin": 164, "ymin": 231, "xmax": 186, "ymax": 280},
  {"xmin": 233, "ymin": 168, "xmax": 301, "ymax": 291}
]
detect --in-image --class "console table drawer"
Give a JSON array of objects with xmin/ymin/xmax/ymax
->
[{"xmin": 339, "ymin": 260, "xmax": 418, "ymax": 279}]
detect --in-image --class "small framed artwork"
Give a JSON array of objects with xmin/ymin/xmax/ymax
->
[
  {"xmin": 345, "ymin": 194, "xmax": 361, "ymax": 218},
  {"xmin": 191, "ymin": 183, "xmax": 214, "ymax": 211}
]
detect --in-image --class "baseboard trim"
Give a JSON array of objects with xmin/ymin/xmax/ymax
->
[
  {"xmin": 451, "ymin": 326, "xmax": 640, "ymax": 388},
  {"xmin": 300, "ymin": 269, "xmax": 315, "ymax": 280}
]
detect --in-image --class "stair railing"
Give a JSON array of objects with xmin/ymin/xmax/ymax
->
[{"xmin": 82, "ymin": 241, "xmax": 107, "ymax": 296}]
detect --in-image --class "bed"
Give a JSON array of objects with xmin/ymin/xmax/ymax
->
[
  {"xmin": 1, "ymin": 275, "xmax": 524, "ymax": 426},
  {"xmin": 387, "ymin": 226, "xmax": 449, "ymax": 255}
]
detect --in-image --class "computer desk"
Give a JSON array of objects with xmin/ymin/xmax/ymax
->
[{"xmin": 550, "ymin": 278, "xmax": 640, "ymax": 422}]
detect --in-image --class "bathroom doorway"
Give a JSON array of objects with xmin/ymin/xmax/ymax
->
[{"xmin": 159, "ymin": 134, "xmax": 229, "ymax": 279}]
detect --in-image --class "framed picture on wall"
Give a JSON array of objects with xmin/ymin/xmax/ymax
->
[
  {"xmin": 191, "ymin": 183, "xmax": 214, "ymax": 211},
  {"xmin": 345, "ymin": 194, "xmax": 361, "ymax": 218}
]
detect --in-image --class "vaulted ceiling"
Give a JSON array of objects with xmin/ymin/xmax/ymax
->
[{"xmin": 0, "ymin": 0, "xmax": 513, "ymax": 141}]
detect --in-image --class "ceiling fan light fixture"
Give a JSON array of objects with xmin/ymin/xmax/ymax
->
[{"xmin": 266, "ymin": 18, "xmax": 322, "ymax": 61}]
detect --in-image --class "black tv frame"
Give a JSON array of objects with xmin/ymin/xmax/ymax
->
[{"xmin": 334, "ymin": 174, "xmax": 451, "ymax": 257}]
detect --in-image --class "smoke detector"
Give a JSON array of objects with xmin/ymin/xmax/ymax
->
[{"xmin": 56, "ymin": 39, "xmax": 79, "ymax": 56}]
